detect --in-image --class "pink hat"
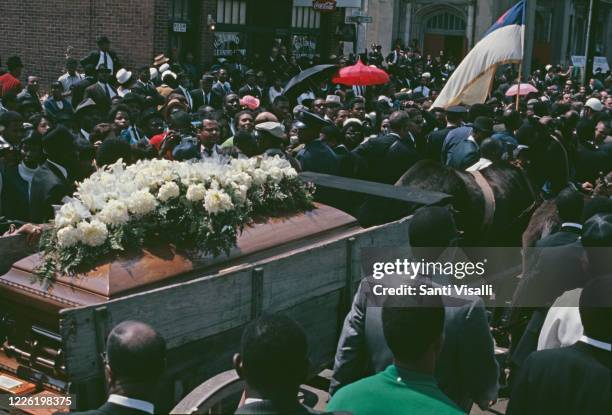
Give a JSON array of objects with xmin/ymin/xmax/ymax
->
[{"xmin": 240, "ymin": 95, "xmax": 260, "ymax": 110}]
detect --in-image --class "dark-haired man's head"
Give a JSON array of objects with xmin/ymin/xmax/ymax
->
[
  {"xmin": 502, "ymin": 109, "xmax": 522, "ymax": 132},
  {"xmin": 6, "ymin": 56, "xmax": 23, "ymax": 77},
  {"xmin": 382, "ymin": 293, "xmax": 445, "ymax": 375},
  {"xmin": 198, "ymin": 114, "xmax": 220, "ymax": 149},
  {"xmin": 579, "ymin": 275, "xmax": 612, "ymax": 343},
  {"xmin": 224, "ymin": 93, "xmax": 240, "ymax": 116},
  {"xmin": 582, "ymin": 214, "xmax": 612, "ymax": 277},
  {"xmin": 556, "ymin": 187, "xmax": 584, "ymax": 224},
  {"xmin": 104, "ymin": 320, "xmax": 166, "ymax": 401},
  {"xmin": 95, "ymin": 138, "xmax": 132, "ymax": 167},
  {"xmin": 234, "ymin": 130, "xmax": 258, "ymax": 157},
  {"xmin": 66, "ymin": 58, "xmax": 78, "ymax": 75},
  {"xmin": 0, "ymin": 111, "xmax": 24, "ymax": 146},
  {"xmin": 234, "ymin": 314, "xmax": 308, "ymax": 404},
  {"xmin": 409, "ymin": 206, "xmax": 459, "ymax": 261},
  {"xmin": 480, "ymin": 137, "xmax": 503, "ymax": 163}
]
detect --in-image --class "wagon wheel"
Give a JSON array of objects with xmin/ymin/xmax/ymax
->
[
  {"xmin": 171, "ymin": 369, "xmax": 332, "ymax": 414},
  {"xmin": 171, "ymin": 370, "xmax": 244, "ymax": 414}
]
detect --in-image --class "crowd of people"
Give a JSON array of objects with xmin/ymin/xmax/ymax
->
[{"xmin": 0, "ymin": 35, "xmax": 611, "ymax": 414}]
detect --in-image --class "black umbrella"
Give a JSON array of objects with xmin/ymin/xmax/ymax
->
[{"xmin": 283, "ymin": 64, "xmax": 338, "ymax": 98}]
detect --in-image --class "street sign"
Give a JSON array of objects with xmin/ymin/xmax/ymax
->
[
  {"xmin": 173, "ymin": 22, "xmax": 187, "ymax": 33},
  {"xmin": 313, "ymin": 0, "xmax": 336, "ymax": 12},
  {"xmin": 348, "ymin": 15, "xmax": 372, "ymax": 23}
]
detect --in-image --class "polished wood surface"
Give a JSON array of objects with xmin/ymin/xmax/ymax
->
[{"xmin": 0, "ymin": 204, "xmax": 357, "ymax": 306}]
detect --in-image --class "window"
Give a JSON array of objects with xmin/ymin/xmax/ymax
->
[
  {"xmin": 216, "ymin": 0, "xmax": 247, "ymax": 25},
  {"xmin": 170, "ymin": 0, "xmax": 189, "ymax": 20},
  {"xmin": 425, "ymin": 12, "xmax": 466, "ymax": 33},
  {"xmin": 292, "ymin": 6, "xmax": 321, "ymax": 29}
]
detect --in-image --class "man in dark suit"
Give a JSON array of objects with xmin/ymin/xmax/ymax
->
[
  {"xmin": 238, "ymin": 70, "xmax": 261, "ymax": 99},
  {"xmin": 191, "ymin": 74, "xmax": 223, "ymax": 111},
  {"xmin": 443, "ymin": 116, "xmax": 493, "ymax": 170},
  {"xmin": 62, "ymin": 320, "xmax": 166, "ymax": 415},
  {"xmin": 426, "ymin": 106, "xmax": 465, "ymax": 162},
  {"xmin": 84, "ymin": 65, "xmax": 116, "ymax": 115},
  {"xmin": 330, "ymin": 207, "xmax": 499, "ymax": 412},
  {"xmin": 508, "ymin": 276, "xmax": 612, "ymax": 415},
  {"xmin": 80, "ymin": 36, "xmax": 121, "ymax": 76},
  {"xmin": 234, "ymin": 315, "xmax": 343, "ymax": 415},
  {"xmin": 295, "ymin": 111, "xmax": 340, "ymax": 176},
  {"xmin": 510, "ymin": 188, "xmax": 587, "ymax": 371},
  {"xmin": 537, "ymin": 187, "xmax": 584, "ymax": 247},
  {"xmin": 71, "ymin": 64, "xmax": 97, "ymax": 109},
  {"xmin": 131, "ymin": 66, "xmax": 164, "ymax": 107},
  {"xmin": 30, "ymin": 126, "xmax": 78, "ymax": 224},
  {"xmin": 173, "ymin": 72, "xmax": 194, "ymax": 112},
  {"xmin": 352, "ymin": 110, "xmax": 422, "ymax": 184}
]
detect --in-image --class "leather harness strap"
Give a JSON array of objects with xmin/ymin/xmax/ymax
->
[{"xmin": 469, "ymin": 170, "xmax": 496, "ymax": 232}]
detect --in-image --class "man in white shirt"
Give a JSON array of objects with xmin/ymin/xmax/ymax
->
[
  {"xmin": 80, "ymin": 36, "xmax": 121, "ymax": 76},
  {"xmin": 64, "ymin": 321, "xmax": 166, "ymax": 415},
  {"xmin": 538, "ymin": 213, "xmax": 612, "ymax": 350},
  {"xmin": 412, "ymin": 73, "xmax": 432, "ymax": 98},
  {"xmin": 58, "ymin": 58, "xmax": 84, "ymax": 98}
]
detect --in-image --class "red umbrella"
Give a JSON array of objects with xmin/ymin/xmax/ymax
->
[{"xmin": 332, "ymin": 59, "xmax": 390, "ymax": 86}]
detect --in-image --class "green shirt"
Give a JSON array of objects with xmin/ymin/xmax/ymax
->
[{"xmin": 327, "ymin": 365, "xmax": 465, "ymax": 415}]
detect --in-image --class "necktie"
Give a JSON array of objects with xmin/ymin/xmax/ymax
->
[
  {"xmin": 104, "ymin": 84, "xmax": 111, "ymax": 98},
  {"xmin": 103, "ymin": 52, "xmax": 108, "ymax": 69}
]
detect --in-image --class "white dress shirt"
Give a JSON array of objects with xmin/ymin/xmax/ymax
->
[
  {"xmin": 561, "ymin": 222, "xmax": 583, "ymax": 231},
  {"xmin": 97, "ymin": 51, "xmax": 114, "ymax": 73},
  {"xmin": 107, "ymin": 394, "xmax": 154, "ymax": 414},
  {"xmin": 467, "ymin": 157, "xmax": 493, "ymax": 171},
  {"xmin": 179, "ymin": 86, "xmax": 193, "ymax": 110},
  {"xmin": 58, "ymin": 72, "xmax": 84, "ymax": 93},
  {"xmin": 538, "ymin": 288, "xmax": 582, "ymax": 351},
  {"xmin": 579, "ymin": 335, "xmax": 612, "ymax": 351}
]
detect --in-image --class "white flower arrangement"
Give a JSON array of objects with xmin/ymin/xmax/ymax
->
[{"xmin": 37, "ymin": 156, "xmax": 315, "ymax": 283}]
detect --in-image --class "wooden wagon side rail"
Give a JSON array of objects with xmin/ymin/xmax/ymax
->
[{"xmin": 58, "ymin": 216, "xmax": 412, "ymax": 409}]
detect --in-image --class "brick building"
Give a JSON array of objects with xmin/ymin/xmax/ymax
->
[{"xmin": 0, "ymin": 0, "xmax": 355, "ymax": 90}]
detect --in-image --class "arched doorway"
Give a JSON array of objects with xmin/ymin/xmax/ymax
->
[{"xmin": 421, "ymin": 10, "xmax": 467, "ymax": 60}]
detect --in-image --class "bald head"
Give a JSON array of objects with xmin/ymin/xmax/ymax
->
[{"xmin": 106, "ymin": 320, "xmax": 166, "ymax": 382}]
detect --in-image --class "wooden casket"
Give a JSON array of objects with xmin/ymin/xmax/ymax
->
[{"xmin": 0, "ymin": 203, "xmax": 412, "ymax": 411}]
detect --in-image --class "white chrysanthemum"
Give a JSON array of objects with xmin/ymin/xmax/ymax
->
[
  {"xmin": 157, "ymin": 181, "xmax": 180, "ymax": 202},
  {"xmin": 55, "ymin": 202, "xmax": 85, "ymax": 227},
  {"xmin": 126, "ymin": 190, "xmax": 157, "ymax": 216},
  {"xmin": 97, "ymin": 200, "xmax": 129, "ymax": 226},
  {"xmin": 251, "ymin": 168, "xmax": 268, "ymax": 186},
  {"xmin": 282, "ymin": 167, "xmax": 298, "ymax": 179},
  {"xmin": 268, "ymin": 167, "xmax": 283, "ymax": 183},
  {"xmin": 56, "ymin": 226, "xmax": 81, "ymax": 248},
  {"xmin": 77, "ymin": 220, "xmax": 108, "ymax": 247},
  {"xmin": 186, "ymin": 184, "xmax": 207, "ymax": 202},
  {"xmin": 204, "ymin": 189, "xmax": 234, "ymax": 214},
  {"xmin": 231, "ymin": 183, "xmax": 249, "ymax": 203}
]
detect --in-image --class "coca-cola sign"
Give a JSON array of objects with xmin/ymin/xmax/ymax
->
[{"xmin": 313, "ymin": 0, "xmax": 337, "ymax": 12}]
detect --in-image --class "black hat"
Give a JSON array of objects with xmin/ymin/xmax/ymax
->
[
  {"xmin": 447, "ymin": 105, "xmax": 467, "ymax": 114},
  {"xmin": 472, "ymin": 116, "xmax": 493, "ymax": 134},
  {"xmin": 299, "ymin": 110, "xmax": 332, "ymax": 131},
  {"xmin": 42, "ymin": 125, "xmax": 75, "ymax": 152},
  {"xmin": 97, "ymin": 36, "xmax": 110, "ymax": 45}
]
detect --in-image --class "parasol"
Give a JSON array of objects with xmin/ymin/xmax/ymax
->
[
  {"xmin": 505, "ymin": 83, "xmax": 538, "ymax": 97},
  {"xmin": 332, "ymin": 59, "xmax": 390, "ymax": 86}
]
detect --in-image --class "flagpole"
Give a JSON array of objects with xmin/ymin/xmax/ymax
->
[{"xmin": 517, "ymin": 0, "xmax": 527, "ymax": 111}]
